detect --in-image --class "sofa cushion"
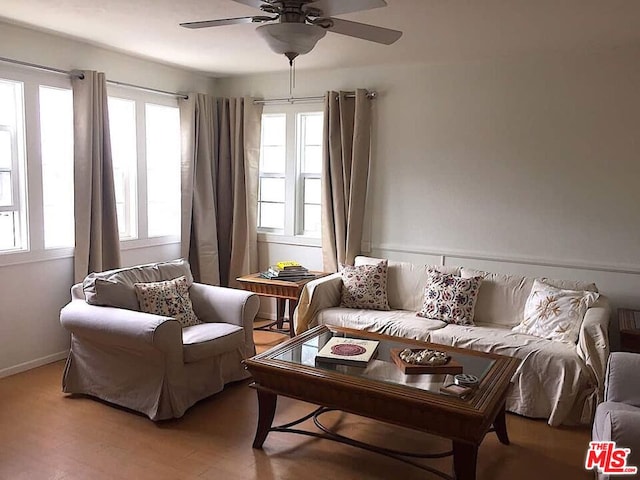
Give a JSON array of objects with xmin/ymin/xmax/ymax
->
[
  {"xmin": 417, "ymin": 271, "xmax": 482, "ymax": 325},
  {"xmin": 182, "ymin": 323, "xmax": 244, "ymax": 363},
  {"xmin": 316, "ymin": 307, "xmax": 446, "ymax": 341},
  {"xmin": 429, "ymin": 322, "xmax": 592, "ymax": 425},
  {"xmin": 355, "ymin": 256, "xmax": 461, "ymax": 311},
  {"xmin": 83, "ymin": 258, "xmax": 193, "ymax": 311},
  {"xmin": 512, "ymin": 280, "xmax": 599, "ymax": 344},
  {"xmin": 135, "ymin": 276, "xmax": 202, "ymax": 328},
  {"xmin": 461, "ymin": 268, "xmax": 598, "ymax": 328},
  {"xmin": 340, "ymin": 261, "xmax": 390, "ymax": 311}
]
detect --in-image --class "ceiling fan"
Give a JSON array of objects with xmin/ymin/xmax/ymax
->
[{"xmin": 180, "ymin": 0, "xmax": 403, "ymax": 64}]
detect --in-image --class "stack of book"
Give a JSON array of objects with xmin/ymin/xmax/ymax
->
[{"xmin": 260, "ymin": 261, "xmax": 316, "ymax": 282}]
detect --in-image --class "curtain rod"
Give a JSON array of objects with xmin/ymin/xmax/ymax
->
[
  {"xmin": 0, "ymin": 55, "xmax": 189, "ymax": 100},
  {"xmin": 254, "ymin": 91, "xmax": 377, "ymax": 106}
]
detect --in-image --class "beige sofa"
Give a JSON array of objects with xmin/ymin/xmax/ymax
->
[{"xmin": 295, "ymin": 256, "xmax": 611, "ymax": 427}]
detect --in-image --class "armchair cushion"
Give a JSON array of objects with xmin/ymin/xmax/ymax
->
[
  {"xmin": 83, "ymin": 258, "xmax": 193, "ymax": 310},
  {"xmin": 182, "ymin": 323, "xmax": 244, "ymax": 363},
  {"xmin": 134, "ymin": 276, "xmax": 202, "ymax": 328}
]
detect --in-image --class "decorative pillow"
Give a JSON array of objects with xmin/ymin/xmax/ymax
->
[
  {"xmin": 417, "ymin": 271, "xmax": 482, "ymax": 325},
  {"xmin": 340, "ymin": 261, "xmax": 390, "ymax": 311},
  {"xmin": 512, "ymin": 279, "xmax": 599, "ymax": 343},
  {"xmin": 134, "ymin": 276, "xmax": 202, "ymax": 328}
]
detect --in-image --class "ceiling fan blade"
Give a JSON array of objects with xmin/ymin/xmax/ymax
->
[
  {"xmin": 326, "ymin": 18, "xmax": 402, "ymax": 45},
  {"xmin": 304, "ymin": 0, "xmax": 386, "ymax": 17},
  {"xmin": 231, "ymin": 0, "xmax": 270, "ymax": 9},
  {"xmin": 180, "ymin": 16, "xmax": 256, "ymax": 29}
]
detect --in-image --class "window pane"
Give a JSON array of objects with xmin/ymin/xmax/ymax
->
[
  {"xmin": 262, "ymin": 115, "xmax": 286, "ymax": 146},
  {"xmin": 0, "ymin": 81, "xmax": 19, "ymax": 125},
  {"xmin": 303, "ymin": 145, "xmax": 322, "ymax": 174},
  {"xmin": 259, "ymin": 202, "xmax": 284, "ymax": 229},
  {"xmin": 303, "ymin": 113, "xmax": 323, "ymax": 145},
  {"xmin": 0, "ymin": 78, "xmax": 25, "ymax": 251},
  {"xmin": 40, "ymin": 86, "xmax": 74, "ymax": 249},
  {"xmin": 146, "ymin": 103, "xmax": 180, "ymax": 238},
  {"xmin": 261, "ymin": 146, "xmax": 285, "ymax": 174},
  {"xmin": 0, "ymin": 171, "xmax": 11, "ymax": 206},
  {"xmin": 260, "ymin": 177, "xmax": 285, "ymax": 203},
  {"xmin": 303, "ymin": 204, "xmax": 321, "ymax": 234},
  {"xmin": 0, "ymin": 130, "xmax": 11, "ymax": 169},
  {"xmin": 304, "ymin": 178, "xmax": 321, "ymax": 204},
  {"xmin": 108, "ymin": 97, "xmax": 137, "ymax": 239},
  {"xmin": 0, "ymin": 211, "xmax": 18, "ymax": 250}
]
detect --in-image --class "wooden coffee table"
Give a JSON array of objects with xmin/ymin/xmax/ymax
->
[{"xmin": 244, "ymin": 325, "xmax": 520, "ymax": 480}]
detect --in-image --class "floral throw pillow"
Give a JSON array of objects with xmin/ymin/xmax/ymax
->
[
  {"xmin": 417, "ymin": 271, "xmax": 482, "ymax": 325},
  {"xmin": 512, "ymin": 279, "xmax": 599, "ymax": 343},
  {"xmin": 134, "ymin": 276, "xmax": 202, "ymax": 328},
  {"xmin": 340, "ymin": 261, "xmax": 390, "ymax": 311}
]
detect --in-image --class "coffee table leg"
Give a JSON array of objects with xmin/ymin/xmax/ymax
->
[
  {"xmin": 252, "ymin": 389, "xmax": 277, "ymax": 449},
  {"xmin": 493, "ymin": 403, "xmax": 510, "ymax": 445},
  {"xmin": 453, "ymin": 441, "xmax": 478, "ymax": 480}
]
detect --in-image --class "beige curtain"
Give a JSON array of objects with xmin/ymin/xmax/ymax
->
[
  {"xmin": 72, "ymin": 70, "xmax": 121, "ymax": 283},
  {"xmin": 180, "ymin": 94, "xmax": 262, "ymax": 287},
  {"xmin": 321, "ymin": 89, "xmax": 372, "ymax": 272}
]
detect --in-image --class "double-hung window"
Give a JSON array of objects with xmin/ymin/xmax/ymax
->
[
  {"xmin": 0, "ymin": 79, "xmax": 26, "ymax": 252},
  {"xmin": 258, "ymin": 107, "xmax": 323, "ymax": 240},
  {"xmin": 107, "ymin": 88, "xmax": 181, "ymax": 244}
]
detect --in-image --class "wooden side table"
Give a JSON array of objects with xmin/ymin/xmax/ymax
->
[
  {"xmin": 236, "ymin": 272, "xmax": 328, "ymax": 337},
  {"xmin": 619, "ymin": 308, "xmax": 640, "ymax": 353}
]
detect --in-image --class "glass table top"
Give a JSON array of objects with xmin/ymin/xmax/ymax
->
[{"xmin": 272, "ymin": 329, "xmax": 495, "ymax": 397}]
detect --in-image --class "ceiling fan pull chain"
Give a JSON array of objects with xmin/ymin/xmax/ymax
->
[{"xmin": 289, "ymin": 59, "xmax": 293, "ymax": 97}]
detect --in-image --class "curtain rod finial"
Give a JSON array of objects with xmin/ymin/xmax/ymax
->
[{"xmin": 70, "ymin": 69, "xmax": 85, "ymax": 80}]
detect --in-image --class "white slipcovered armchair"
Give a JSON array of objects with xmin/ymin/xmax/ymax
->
[{"xmin": 60, "ymin": 260, "xmax": 259, "ymax": 421}]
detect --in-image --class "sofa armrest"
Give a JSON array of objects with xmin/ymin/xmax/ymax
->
[
  {"xmin": 605, "ymin": 352, "xmax": 640, "ymax": 407},
  {"xmin": 577, "ymin": 296, "xmax": 611, "ymax": 401},
  {"xmin": 294, "ymin": 273, "xmax": 342, "ymax": 334},
  {"xmin": 189, "ymin": 283, "xmax": 259, "ymax": 356},
  {"xmin": 60, "ymin": 300, "xmax": 182, "ymax": 354}
]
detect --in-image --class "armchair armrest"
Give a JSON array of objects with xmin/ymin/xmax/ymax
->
[
  {"xmin": 189, "ymin": 283, "xmax": 259, "ymax": 356},
  {"xmin": 605, "ymin": 352, "xmax": 640, "ymax": 407},
  {"xmin": 60, "ymin": 300, "xmax": 182, "ymax": 354},
  {"xmin": 577, "ymin": 296, "xmax": 611, "ymax": 402},
  {"xmin": 294, "ymin": 273, "xmax": 342, "ymax": 335}
]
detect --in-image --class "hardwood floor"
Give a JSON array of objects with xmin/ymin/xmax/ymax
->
[{"xmin": 0, "ymin": 329, "xmax": 593, "ymax": 480}]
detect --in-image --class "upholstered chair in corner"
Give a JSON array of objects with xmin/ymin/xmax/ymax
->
[{"xmin": 59, "ymin": 259, "xmax": 259, "ymax": 420}]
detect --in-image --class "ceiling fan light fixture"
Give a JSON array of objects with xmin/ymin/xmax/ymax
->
[{"xmin": 256, "ymin": 23, "xmax": 327, "ymax": 59}]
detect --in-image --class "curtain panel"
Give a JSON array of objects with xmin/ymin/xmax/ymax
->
[
  {"xmin": 321, "ymin": 89, "xmax": 372, "ymax": 272},
  {"xmin": 72, "ymin": 70, "xmax": 121, "ymax": 283},
  {"xmin": 180, "ymin": 94, "xmax": 262, "ymax": 287}
]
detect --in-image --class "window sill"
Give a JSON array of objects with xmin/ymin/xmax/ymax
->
[
  {"xmin": 258, "ymin": 233, "xmax": 321, "ymax": 248},
  {"xmin": 0, "ymin": 236, "xmax": 180, "ymax": 268},
  {"xmin": 120, "ymin": 235, "xmax": 180, "ymax": 251},
  {"xmin": 0, "ymin": 247, "xmax": 74, "ymax": 268}
]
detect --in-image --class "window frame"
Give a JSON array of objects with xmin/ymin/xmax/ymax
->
[
  {"xmin": 106, "ymin": 85, "xmax": 181, "ymax": 250},
  {"xmin": 258, "ymin": 104, "xmax": 323, "ymax": 246}
]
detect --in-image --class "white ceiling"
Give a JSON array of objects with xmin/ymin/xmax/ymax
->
[{"xmin": 1, "ymin": 0, "xmax": 640, "ymax": 77}]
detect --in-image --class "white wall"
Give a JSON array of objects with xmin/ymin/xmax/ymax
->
[
  {"xmin": 217, "ymin": 46, "xmax": 640, "ymax": 327},
  {"xmin": 0, "ymin": 22, "xmax": 214, "ymax": 377}
]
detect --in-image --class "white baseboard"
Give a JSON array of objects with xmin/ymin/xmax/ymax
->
[{"xmin": 0, "ymin": 350, "xmax": 68, "ymax": 379}]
